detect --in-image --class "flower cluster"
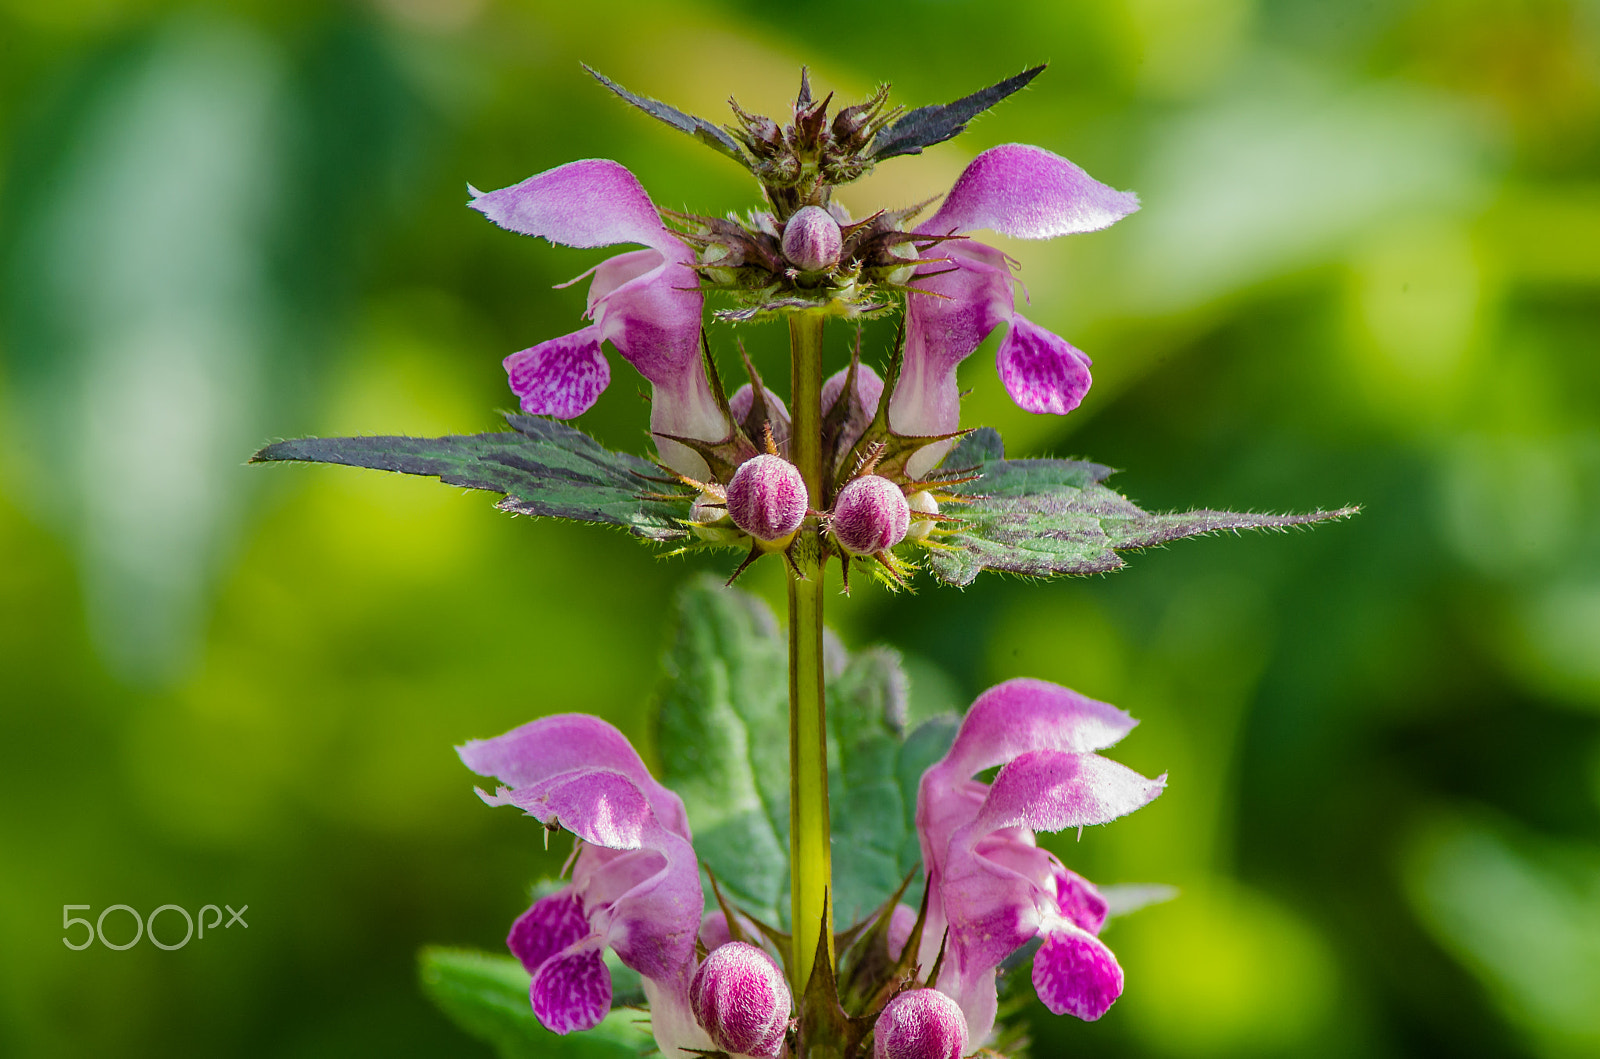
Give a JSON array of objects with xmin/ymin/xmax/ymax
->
[
  {"xmin": 459, "ymin": 677, "xmax": 1163, "ymax": 1056},
  {"xmin": 469, "ymin": 72, "xmax": 1137, "ymax": 583}
]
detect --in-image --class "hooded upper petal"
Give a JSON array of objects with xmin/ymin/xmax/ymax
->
[
  {"xmin": 459, "ymin": 713, "xmax": 691, "ymax": 839},
  {"xmin": 469, "ymin": 159, "xmax": 678, "ymax": 253},
  {"xmin": 970, "ymin": 749, "xmax": 1167, "ymax": 836},
  {"xmin": 937, "ymin": 678, "xmax": 1140, "ymax": 781},
  {"xmin": 920, "ymin": 144, "xmax": 1139, "ymax": 239}
]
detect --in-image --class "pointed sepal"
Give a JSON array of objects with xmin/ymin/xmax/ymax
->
[
  {"xmin": 584, "ymin": 64, "xmax": 752, "ymax": 170},
  {"xmin": 869, "ymin": 65, "xmax": 1046, "ymax": 161}
]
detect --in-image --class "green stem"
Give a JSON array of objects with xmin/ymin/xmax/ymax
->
[{"xmin": 787, "ymin": 312, "xmax": 832, "ymax": 995}]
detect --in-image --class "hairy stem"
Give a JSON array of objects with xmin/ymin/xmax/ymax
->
[{"xmin": 787, "ymin": 312, "xmax": 833, "ymax": 995}]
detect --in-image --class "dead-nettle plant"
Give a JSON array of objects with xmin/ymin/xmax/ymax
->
[{"xmin": 255, "ymin": 65, "xmax": 1354, "ymax": 1059}]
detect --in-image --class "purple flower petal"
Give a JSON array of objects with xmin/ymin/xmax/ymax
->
[
  {"xmin": 458, "ymin": 714, "xmax": 691, "ymax": 839},
  {"xmin": 505, "ymin": 767, "xmax": 655, "ymax": 849},
  {"xmin": 503, "ymin": 327, "xmax": 611, "ymax": 419},
  {"xmin": 892, "ymin": 241, "xmax": 1014, "ymax": 476},
  {"xmin": 972, "ymin": 749, "xmax": 1167, "ymax": 835},
  {"xmin": 508, "ymin": 888, "xmax": 592, "ymax": 975},
  {"xmin": 922, "ymin": 144, "xmax": 1139, "ymax": 239},
  {"xmin": 1054, "ymin": 869, "xmax": 1110, "ymax": 935},
  {"xmin": 1031, "ymin": 927, "xmax": 1123, "ymax": 1021},
  {"xmin": 938, "ymin": 678, "xmax": 1141, "ymax": 781},
  {"xmin": 530, "ymin": 944, "xmax": 613, "ymax": 1035},
  {"xmin": 995, "ymin": 315, "xmax": 1093, "ymax": 416},
  {"xmin": 470, "ymin": 159, "xmax": 675, "ymax": 252}
]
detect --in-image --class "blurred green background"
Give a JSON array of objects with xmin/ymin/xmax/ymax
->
[{"xmin": 2, "ymin": 0, "xmax": 1598, "ymax": 1056}]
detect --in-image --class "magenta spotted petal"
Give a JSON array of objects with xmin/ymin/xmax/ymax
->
[
  {"xmin": 503, "ymin": 328, "xmax": 611, "ymax": 419},
  {"xmin": 1032, "ymin": 928, "xmax": 1123, "ymax": 1021},
  {"xmin": 996, "ymin": 315, "xmax": 1092, "ymax": 416},
  {"xmin": 531, "ymin": 945, "xmax": 613, "ymax": 1035},
  {"xmin": 509, "ymin": 889, "xmax": 591, "ymax": 976}
]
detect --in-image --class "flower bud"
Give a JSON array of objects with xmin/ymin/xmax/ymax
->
[
  {"xmin": 690, "ymin": 942, "xmax": 792, "ymax": 1059},
  {"xmin": 729, "ymin": 383, "xmax": 792, "ymax": 449},
  {"xmin": 782, "ymin": 205, "xmax": 843, "ymax": 272},
  {"xmin": 873, "ymin": 989, "xmax": 968, "ymax": 1059},
  {"xmin": 821, "ymin": 363, "xmax": 884, "ymax": 456},
  {"xmin": 726, "ymin": 454, "xmax": 808, "ymax": 543},
  {"xmin": 905, "ymin": 490, "xmax": 939, "ymax": 541},
  {"xmin": 831, "ymin": 475, "xmax": 910, "ymax": 556}
]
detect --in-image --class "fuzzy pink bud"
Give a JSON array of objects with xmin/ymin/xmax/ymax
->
[
  {"xmin": 689, "ymin": 942, "xmax": 792, "ymax": 1059},
  {"xmin": 725, "ymin": 454, "xmax": 807, "ymax": 542},
  {"xmin": 782, "ymin": 205, "xmax": 842, "ymax": 272},
  {"xmin": 831, "ymin": 475, "xmax": 910, "ymax": 556},
  {"xmin": 873, "ymin": 989, "xmax": 968, "ymax": 1059}
]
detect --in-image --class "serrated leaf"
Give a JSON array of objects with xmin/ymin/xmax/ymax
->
[
  {"xmin": 584, "ymin": 65, "xmax": 751, "ymax": 170},
  {"xmin": 870, "ymin": 65, "xmax": 1046, "ymax": 161},
  {"xmin": 251, "ymin": 414, "xmax": 692, "ymax": 542},
  {"xmin": 418, "ymin": 948, "xmax": 652, "ymax": 1059},
  {"xmin": 920, "ymin": 429, "xmax": 1358, "ymax": 586},
  {"xmin": 652, "ymin": 578, "xmax": 957, "ymax": 930}
]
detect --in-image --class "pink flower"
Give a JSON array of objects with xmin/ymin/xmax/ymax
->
[
  {"xmin": 459, "ymin": 714, "xmax": 712, "ymax": 1056},
  {"xmin": 912, "ymin": 679, "xmax": 1165, "ymax": 1041},
  {"xmin": 470, "ymin": 160, "xmax": 726, "ymax": 477},
  {"xmin": 888, "ymin": 145, "xmax": 1139, "ymax": 475}
]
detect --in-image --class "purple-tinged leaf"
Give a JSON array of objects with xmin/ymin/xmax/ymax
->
[
  {"xmin": 251, "ymin": 414, "xmax": 692, "ymax": 542},
  {"xmin": 920, "ymin": 429, "xmax": 1358, "ymax": 586}
]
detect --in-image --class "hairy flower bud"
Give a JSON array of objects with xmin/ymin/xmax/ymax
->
[
  {"xmin": 906, "ymin": 490, "xmax": 939, "ymax": 541},
  {"xmin": 690, "ymin": 942, "xmax": 792, "ymax": 1059},
  {"xmin": 831, "ymin": 475, "xmax": 910, "ymax": 555},
  {"xmin": 726, "ymin": 454, "xmax": 808, "ymax": 543},
  {"xmin": 782, "ymin": 205, "xmax": 843, "ymax": 272},
  {"xmin": 730, "ymin": 383, "xmax": 792, "ymax": 449},
  {"xmin": 873, "ymin": 989, "xmax": 968, "ymax": 1059}
]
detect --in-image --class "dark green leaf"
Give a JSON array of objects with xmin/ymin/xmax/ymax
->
[
  {"xmin": 584, "ymin": 65, "xmax": 752, "ymax": 170},
  {"xmin": 654, "ymin": 576, "xmax": 792, "ymax": 925},
  {"xmin": 251, "ymin": 414, "xmax": 692, "ymax": 542},
  {"xmin": 653, "ymin": 578, "xmax": 956, "ymax": 930},
  {"xmin": 870, "ymin": 65, "xmax": 1046, "ymax": 160},
  {"xmin": 921, "ymin": 429, "xmax": 1359, "ymax": 586},
  {"xmin": 418, "ymin": 948, "xmax": 651, "ymax": 1059}
]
